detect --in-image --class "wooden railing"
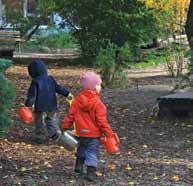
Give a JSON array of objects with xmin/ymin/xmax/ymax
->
[
  {"xmin": 0, "ymin": 30, "xmax": 24, "ymax": 58},
  {"xmin": 14, "ymin": 49, "xmax": 81, "ymax": 59},
  {"xmin": 0, "ymin": 30, "xmax": 23, "ymax": 42}
]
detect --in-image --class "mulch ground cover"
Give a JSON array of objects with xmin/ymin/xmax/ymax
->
[{"xmin": 1, "ymin": 64, "xmax": 193, "ymax": 186}]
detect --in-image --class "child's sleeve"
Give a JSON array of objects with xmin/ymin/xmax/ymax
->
[
  {"xmin": 25, "ymin": 81, "xmax": 37, "ymax": 107},
  {"xmin": 52, "ymin": 77, "xmax": 69, "ymax": 97},
  {"xmin": 95, "ymin": 102, "xmax": 114, "ymax": 137},
  {"xmin": 61, "ymin": 101, "xmax": 76, "ymax": 130}
]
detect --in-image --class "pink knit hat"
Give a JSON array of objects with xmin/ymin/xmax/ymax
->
[{"xmin": 80, "ymin": 71, "xmax": 102, "ymax": 90}]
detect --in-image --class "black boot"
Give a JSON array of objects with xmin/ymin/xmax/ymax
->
[
  {"xmin": 74, "ymin": 157, "xmax": 85, "ymax": 174},
  {"xmin": 85, "ymin": 166, "xmax": 96, "ymax": 182}
]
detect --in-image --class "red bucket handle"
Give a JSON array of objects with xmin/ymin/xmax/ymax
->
[{"xmin": 113, "ymin": 133, "xmax": 120, "ymax": 144}]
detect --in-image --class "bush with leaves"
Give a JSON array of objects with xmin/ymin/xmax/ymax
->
[
  {"xmin": 0, "ymin": 59, "xmax": 15, "ymax": 135},
  {"xmin": 96, "ymin": 44, "xmax": 129, "ymax": 87},
  {"xmin": 17, "ymin": 32, "xmax": 79, "ymax": 52},
  {"xmin": 164, "ymin": 44, "xmax": 187, "ymax": 77}
]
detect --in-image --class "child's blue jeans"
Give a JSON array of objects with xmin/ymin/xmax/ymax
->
[{"xmin": 76, "ymin": 137, "xmax": 100, "ymax": 168}]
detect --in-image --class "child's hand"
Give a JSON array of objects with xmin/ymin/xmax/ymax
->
[
  {"xmin": 67, "ymin": 93, "xmax": 74, "ymax": 100},
  {"xmin": 66, "ymin": 93, "xmax": 74, "ymax": 106}
]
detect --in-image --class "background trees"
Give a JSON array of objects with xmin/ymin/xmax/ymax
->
[
  {"xmin": 60, "ymin": 0, "xmax": 157, "ymax": 55},
  {"xmin": 186, "ymin": 0, "xmax": 193, "ymax": 49},
  {"xmin": 144, "ymin": 0, "xmax": 190, "ymax": 46},
  {"xmin": 1, "ymin": 0, "xmax": 191, "ymax": 85}
]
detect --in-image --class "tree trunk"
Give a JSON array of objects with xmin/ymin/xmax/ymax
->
[
  {"xmin": 23, "ymin": 0, "xmax": 28, "ymax": 18},
  {"xmin": 185, "ymin": 0, "xmax": 193, "ymax": 49},
  {"xmin": 26, "ymin": 24, "xmax": 39, "ymax": 40},
  {"xmin": 152, "ymin": 37, "xmax": 160, "ymax": 48},
  {"xmin": 0, "ymin": 0, "xmax": 3, "ymax": 27},
  {"xmin": 109, "ymin": 49, "xmax": 121, "ymax": 85}
]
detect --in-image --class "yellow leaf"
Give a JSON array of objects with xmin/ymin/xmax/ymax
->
[
  {"xmin": 187, "ymin": 163, "xmax": 193, "ymax": 170},
  {"xmin": 26, "ymin": 144, "xmax": 32, "ymax": 148},
  {"xmin": 153, "ymin": 176, "xmax": 158, "ymax": 180},
  {"xmin": 128, "ymin": 181, "xmax": 135, "ymax": 185},
  {"xmin": 47, "ymin": 164, "xmax": 52, "ymax": 168},
  {"xmin": 44, "ymin": 161, "xmax": 52, "ymax": 167},
  {"xmin": 142, "ymin": 144, "xmax": 148, "ymax": 149},
  {"xmin": 108, "ymin": 164, "xmax": 116, "ymax": 171},
  {"xmin": 95, "ymin": 171, "xmax": 103, "ymax": 177},
  {"xmin": 126, "ymin": 164, "xmax": 133, "ymax": 171},
  {"xmin": 44, "ymin": 162, "xmax": 52, "ymax": 168},
  {"xmin": 20, "ymin": 167, "xmax": 27, "ymax": 172},
  {"xmin": 171, "ymin": 175, "xmax": 180, "ymax": 182}
]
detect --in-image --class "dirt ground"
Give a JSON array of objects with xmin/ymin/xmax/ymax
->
[{"xmin": 1, "ymin": 64, "xmax": 193, "ymax": 186}]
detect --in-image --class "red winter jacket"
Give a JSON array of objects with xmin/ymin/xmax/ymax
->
[{"xmin": 61, "ymin": 90, "xmax": 113, "ymax": 138}]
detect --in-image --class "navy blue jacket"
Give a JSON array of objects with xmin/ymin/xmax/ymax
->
[{"xmin": 25, "ymin": 60, "xmax": 69, "ymax": 112}]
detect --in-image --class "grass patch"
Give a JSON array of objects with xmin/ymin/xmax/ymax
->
[
  {"xmin": 131, "ymin": 51, "xmax": 167, "ymax": 69},
  {"xmin": 16, "ymin": 32, "xmax": 79, "ymax": 52}
]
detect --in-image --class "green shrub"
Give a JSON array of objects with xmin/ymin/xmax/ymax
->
[
  {"xmin": 96, "ymin": 44, "xmax": 129, "ymax": 87},
  {"xmin": 164, "ymin": 43, "xmax": 187, "ymax": 77},
  {"xmin": 34, "ymin": 32, "xmax": 79, "ymax": 48},
  {"xmin": 0, "ymin": 59, "xmax": 15, "ymax": 135},
  {"xmin": 96, "ymin": 46, "xmax": 115, "ymax": 86},
  {"xmin": 132, "ymin": 49, "xmax": 167, "ymax": 69},
  {"xmin": 17, "ymin": 32, "xmax": 79, "ymax": 52}
]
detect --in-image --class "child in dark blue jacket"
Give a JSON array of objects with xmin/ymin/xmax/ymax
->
[{"xmin": 25, "ymin": 59, "xmax": 70, "ymax": 144}]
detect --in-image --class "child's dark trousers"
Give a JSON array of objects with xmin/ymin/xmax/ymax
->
[{"xmin": 34, "ymin": 111, "xmax": 60, "ymax": 142}]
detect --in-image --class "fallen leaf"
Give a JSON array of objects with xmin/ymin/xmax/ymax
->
[
  {"xmin": 187, "ymin": 163, "xmax": 193, "ymax": 170},
  {"xmin": 95, "ymin": 171, "xmax": 103, "ymax": 177},
  {"xmin": 33, "ymin": 166, "xmax": 39, "ymax": 169},
  {"xmin": 100, "ymin": 159, "xmax": 105, "ymax": 163},
  {"xmin": 26, "ymin": 144, "xmax": 32, "ymax": 148},
  {"xmin": 108, "ymin": 164, "xmax": 116, "ymax": 171},
  {"xmin": 126, "ymin": 164, "xmax": 133, "ymax": 171},
  {"xmin": 153, "ymin": 176, "xmax": 158, "ymax": 180},
  {"xmin": 128, "ymin": 181, "xmax": 135, "ymax": 185},
  {"xmin": 171, "ymin": 175, "xmax": 180, "ymax": 182},
  {"xmin": 142, "ymin": 144, "xmax": 148, "ymax": 149},
  {"xmin": 20, "ymin": 167, "xmax": 27, "ymax": 172},
  {"xmin": 44, "ymin": 161, "xmax": 52, "ymax": 167}
]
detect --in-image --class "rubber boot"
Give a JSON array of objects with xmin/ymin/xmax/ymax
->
[
  {"xmin": 85, "ymin": 166, "xmax": 96, "ymax": 182},
  {"xmin": 74, "ymin": 157, "xmax": 85, "ymax": 174}
]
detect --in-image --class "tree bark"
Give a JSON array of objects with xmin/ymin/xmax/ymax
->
[
  {"xmin": 26, "ymin": 24, "xmax": 39, "ymax": 40},
  {"xmin": 0, "ymin": 0, "xmax": 3, "ymax": 27},
  {"xmin": 152, "ymin": 37, "xmax": 160, "ymax": 48},
  {"xmin": 185, "ymin": 0, "xmax": 193, "ymax": 49},
  {"xmin": 23, "ymin": 0, "xmax": 28, "ymax": 18}
]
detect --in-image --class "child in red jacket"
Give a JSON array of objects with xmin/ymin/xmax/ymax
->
[{"xmin": 61, "ymin": 71, "xmax": 114, "ymax": 181}]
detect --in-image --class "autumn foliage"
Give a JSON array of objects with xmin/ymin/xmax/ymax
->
[{"xmin": 143, "ymin": 0, "xmax": 190, "ymax": 34}]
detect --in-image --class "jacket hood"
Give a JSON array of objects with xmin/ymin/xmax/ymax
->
[
  {"xmin": 28, "ymin": 59, "xmax": 48, "ymax": 78},
  {"xmin": 76, "ymin": 90, "xmax": 99, "ymax": 112}
]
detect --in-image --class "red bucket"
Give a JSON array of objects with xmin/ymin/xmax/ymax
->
[
  {"xmin": 100, "ymin": 133, "xmax": 120, "ymax": 155},
  {"xmin": 18, "ymin": 107, "xmax": 33, "ymax": 124}
]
